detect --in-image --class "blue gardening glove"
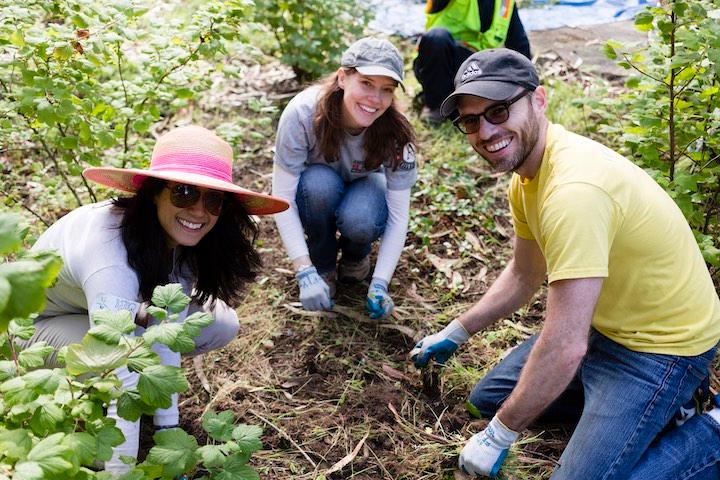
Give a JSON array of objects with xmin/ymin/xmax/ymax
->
[
  {"xmin": 410, "ymin": 319, "xmax": 470, "ymax": 368},
  {"xmin": 296, "ymin": 265, "xmax": 333, "ymax": 311},
  {"xmin": 459, "ymin": 416, "xmax": 519, "ymax": 478},
  {"xmin": 366, "ymin": 278, "xmax": 394, "ymax": 319}
]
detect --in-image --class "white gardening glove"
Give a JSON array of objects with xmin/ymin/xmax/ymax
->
[
  {"xmin": 296, "ymin": 265, "xmax": 333, "ymax": 311},
  {"xmin": 410, "ymin": 319, "xmax": 470, "ymax": 368},
  {"xmin": 459, "ymin": 416, "xmax": 519, "ymax": 478}
]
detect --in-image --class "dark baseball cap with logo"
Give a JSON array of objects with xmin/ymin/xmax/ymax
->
[
  {"xmin": 440, "ymin": 48, "xmax": 539, "ymax": 118},
  {"xmin": 341, "ymin": 37, "xmax": 405, "ymax": 90}
]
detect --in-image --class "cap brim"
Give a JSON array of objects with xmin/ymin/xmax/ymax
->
[
  {"xmin": 355, "ymin": 66, "xmax": 405, "ymax": 90},
  {"xmin": 83, "ymin": 167, "xmax": 289, "ymax": 215},
  {"xmin": 440, "ymin": 81, "xmax": 519, "ymax": 118}
]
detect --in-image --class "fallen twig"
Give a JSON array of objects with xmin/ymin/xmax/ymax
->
[{"xmin": 192, "ymin": 355, "xmax": 211, "ymax": 393}]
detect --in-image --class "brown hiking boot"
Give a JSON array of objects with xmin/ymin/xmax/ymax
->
[
  {"xmin": 338, "ymin": 256, "xmax": 371, "ymax": 284},
  {"xmin": 320, "ymin": 270, "xmax": 337, "ymax": 298}
]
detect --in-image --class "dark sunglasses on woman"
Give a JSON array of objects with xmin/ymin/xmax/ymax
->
[
  {"xmin": 453, "ymin": 89, "xmax": 532, "ymax": 135},
  {"xmin": 166, "ymin": 183, "xmax": 225, "ymax": 216}
]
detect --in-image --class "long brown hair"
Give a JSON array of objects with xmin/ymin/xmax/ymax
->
[{"xmin": 313, "ymin": 68, "xmax": 416, "ymax": 171}]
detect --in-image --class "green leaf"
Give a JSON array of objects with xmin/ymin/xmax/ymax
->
[
  {"xmin": 196, "ymin": 444, "xmax": 226, "ymax": 468},
  {"xmin": 0, "ymin": 254, "xmax": 62, "ymax": 330},
  {"xmin": 137, "ymin": 365, "xmax": 187, "ymax": 408},
  {"xmin": 23, "ymin": 368, "xmax": 63, "ymax": 393},
  {"xmin": 0, "ymin": 277, "xmax": 10, "ymax": 318},
  {"xmin": 8, "ymin": 319, "xmax": 35, "ymax": 340},
  {"xmin": 64, "ymin": 336, "xmax": 130, "ymax": 376},
  {"xmin": 0, "ymin": 214, "xmax": 24, "ymax": 255},
  {"xmin": 142, "ymin": 322, "xmax": 183, "ymax": 347},
  {"xmin": 30, "ymin": 401, "xmax": 66, "ymax": 434},
  {"xmin": 145, "ymin": 306, "xmax": 167, "ymax": 321},
  {"xmin": 117, "ymin": 388, "xmax": 155, "ymax": 421},
  {"xmin": 151, "ymin": 284, "xmax": 190, "ymax": 313},
  {"xmin": 97, "ymin": 131, "xmax": 115, "ymax": 148},
  {"xmin": 464, "ymin": 400, "xmax": 483, "ymax": 419},
  {"xmin": 9, "ymin": 30, "xmax": 26, "ymax": 47},
  {"xmin": 94, "ymin": 424, "xmax": 125, "ymax": 462},
  {"xmin": 172, "ymin": 331, "xmax": 197, "ymax": 353},
  {"xmin": 0, "ymin": 360, "xmax": 17, "ymax": 381},
  {"xmin": 1, "ymin": 377, "xmax": 38, "ymax": 404},
  {"xmin": 26, "ymin": 432, "xmax": 73, "ymax": 475},
  {"xmin": 231, "ymin": 424, "xmax": 263, "ymax": 454},
  {"xmin": 127, "ymin": 343, "xmax": 160, "ymax": 373},
  {"xmin": 183, "ymin": 311, "xmax": 214, "ymax": 338},
  {"xmin": 146, "ymin": 428, "xmax": 198, "ymax": 477},
  {"xmin": 202, "ymin": 410, "xmax": 235, "ymax": 442},
  {"xmin": 88, "ymin": 309, "xmax": 136, "ymax": 344},
  {"xmin": 216, "ymin": 454, "xmax": 260, "ymax": 480},
  {"xmin": 13, "ymin": 461, "xmax": 44, "ymax": 480},
  {"xmin": 0, "ymin": 428, "xmax": 33, "ymax": 459},
  {"xmin": 62, "ymin": 432, "xmax": 97, "ymax": 468},
  {"xmin": 17, "ymin": 342, "xmax": 54, "ymax": 369}
]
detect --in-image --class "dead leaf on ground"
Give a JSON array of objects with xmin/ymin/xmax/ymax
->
[{"xmin": 323, "ymin": 432, "xmax": 369, "ymax": 475}]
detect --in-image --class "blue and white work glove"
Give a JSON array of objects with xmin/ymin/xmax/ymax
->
[
  {"xmin": 366, "ymin": 278, "xmax": 394, "ymax": 319},
  {"xmin": 459, "ymin": 416, "xmax": 519, "ymax": 478},
  {"xmin": 410, "ymin": 319, "xmax": 470, "ymax": 368},
  {"xmin": 296, "ymin": 265, "xmax": 333, "ymax": 311}
]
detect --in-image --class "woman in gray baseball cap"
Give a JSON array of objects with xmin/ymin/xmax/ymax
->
[{"xmin": 272, "ymin": 37, "xmax": 417, "ymax": 320}]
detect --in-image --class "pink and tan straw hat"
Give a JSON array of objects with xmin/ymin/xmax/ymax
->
[{"xmin": 83, "ymin": 125, "xmax": 288, "ymax": 215}]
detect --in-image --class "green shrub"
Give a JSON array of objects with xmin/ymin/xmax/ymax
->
[
  {"xmin": 0, "ymin": 0, "xmax": 255, "ymax": 219},
  {"xmin": 604, "ymin": 0, "xmax": 720, "ymax": 270},
  {"xmin": 0, "ymin": 213, "xmax": 262, "ymax": 479},
  {"xmin": 252, "ymin": 0, "xmax": 372, "ymax": 82}
]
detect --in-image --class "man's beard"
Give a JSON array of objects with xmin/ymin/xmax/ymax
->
[{"xmin": 484, "ymin": 109, "xmax": 540, "ymax": 174}]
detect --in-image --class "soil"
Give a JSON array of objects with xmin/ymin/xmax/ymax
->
[{"xmin": 528, "ymin": 20, "xmax": 646, "ymax": 80}]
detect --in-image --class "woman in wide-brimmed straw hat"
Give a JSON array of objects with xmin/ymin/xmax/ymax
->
[
  {"xmin": 27, "ymin": 125, "xmax": 288, "ymax": 474},
  {"xmin": 273, "ymin": 37, "xmax": 417, "ymax": 320}
]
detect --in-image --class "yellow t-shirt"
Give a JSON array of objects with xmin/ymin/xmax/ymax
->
[{"xmin": 509, "ymin": 123, "xmax": 720, "ymax": 355}]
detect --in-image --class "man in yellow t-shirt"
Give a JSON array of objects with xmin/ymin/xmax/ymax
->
[{"xmin": 409, "ymin": 48, "xmax": 720, "ymax": 478}]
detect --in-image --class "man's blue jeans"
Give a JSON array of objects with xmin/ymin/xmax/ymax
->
[
  {"xmin": 468, "ymin": 329, "xmax": 719, "ymax": 479},
  {"xmin": 296, "ymin": 164, "xmax": 387, "ymax": 275}
]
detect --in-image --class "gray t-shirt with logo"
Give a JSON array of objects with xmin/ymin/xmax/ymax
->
[{"xmin": 274, "ymin": 85, "xmax": 417, "ymax": 190}]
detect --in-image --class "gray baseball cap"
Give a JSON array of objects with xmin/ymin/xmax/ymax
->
[
  {"xmin": 341, "ymin": 37, "xmax": 405, "ymax": 89},
  {"xmin": 440, "ymin": 48, "xmax": 539, "ymax": 117}
]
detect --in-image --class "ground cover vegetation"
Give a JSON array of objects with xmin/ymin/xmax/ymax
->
[{"xmin": 0, "ymin": 0, "xmax": 718, "ymax": 478}]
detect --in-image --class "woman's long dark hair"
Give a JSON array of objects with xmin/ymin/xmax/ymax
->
[
  {"xmin": 113, "ymin": 178, "xmax": 261, "ymax": 307},
  {"xmin": 313, "ymin": 68, "xmax": 416, "ymax": 171}
]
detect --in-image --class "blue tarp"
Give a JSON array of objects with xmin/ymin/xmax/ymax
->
[{"xmin": 368, "ymin": 0, "xmax": 658, "ymax": 37}]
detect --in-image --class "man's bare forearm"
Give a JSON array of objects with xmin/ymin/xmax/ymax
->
[
  {"xmin": 496, "ymin": 277, "xmax": 603, "ymax": 431},
  {"xmin": 459, "ymin": 257, "xmax": 545, "ymax": 335}
]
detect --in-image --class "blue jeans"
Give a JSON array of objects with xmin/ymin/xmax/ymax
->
[
  {"xmin": 296, "ymin": 164, "xmax": 387, "ymax": 275},
  {"xmin": 468, "ymin": 329, "xmax": 718, "ymax": 479}
]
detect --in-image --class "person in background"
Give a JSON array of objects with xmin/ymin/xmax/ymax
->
[
  {"xmin": 28, "ymin": 125, "xmax": 288, "ymax": 474},
  {"xmin": 272, "ymin": 37, "xmax": 417, "ymax": 320},
  {"xmin": 414, "ymin": 0, "xmax": 531, "ymax": 124},
  {"xmin": 410, "ymin": 49, "xmax": 720, "ymax": 478}
]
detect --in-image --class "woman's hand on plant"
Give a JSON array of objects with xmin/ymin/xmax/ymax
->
[
  {"xmin": 366, "ymin": 279, "xmax": 394, "ymax": 319},
  {"xmin": 296, "ymin": 265, "xmax": 333, "ymax": 311}
]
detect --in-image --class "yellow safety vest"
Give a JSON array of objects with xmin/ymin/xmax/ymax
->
[{"xmin": 425, "ymin": 0, "xmax": 514, "ymax": 51}]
